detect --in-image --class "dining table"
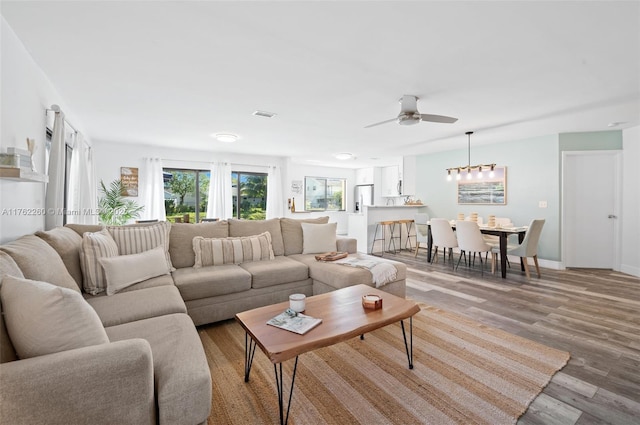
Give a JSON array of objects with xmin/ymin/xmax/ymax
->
[{"xmin": 426, "ymin": 221, "xmax": 528, "ymax": 278}]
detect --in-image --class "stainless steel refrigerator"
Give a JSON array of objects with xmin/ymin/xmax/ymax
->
[{"xmin": 354, "ymin": 184, "xmax": 374, "ymax": 212}]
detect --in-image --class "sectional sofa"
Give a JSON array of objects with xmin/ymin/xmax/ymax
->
[{"xmin": 0, "ymin": 216, "xmax": 407, "ymax": 424}]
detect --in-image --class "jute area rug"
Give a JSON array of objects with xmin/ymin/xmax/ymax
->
[{"xmin": 199, "ymin": 304, "xmax": 570, "ymax": 425}]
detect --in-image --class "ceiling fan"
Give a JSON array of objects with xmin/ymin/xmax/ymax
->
[{"xmin": 365, "ymin": 95, "xmax": 458, "ymax": 128}]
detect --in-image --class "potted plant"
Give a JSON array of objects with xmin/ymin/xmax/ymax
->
[{"xmin": 98, "ymin": 179, "xmax": 144, "ymax": 225}]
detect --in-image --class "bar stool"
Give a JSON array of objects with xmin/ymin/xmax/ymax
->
[
  {"xmin": 370, "ymin": 220, "xmax": 397, "ymax": 257},
  {"xmin": 397, "ymin": 219, "xmax": 415, "ymax": 251}
]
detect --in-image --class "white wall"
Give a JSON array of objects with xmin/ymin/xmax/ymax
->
[
  {"xmin": 621, "ymin": 126, "xmax": 640, "ymax": 277},
  {"xmin": 0, "ymin": 18, "xmax": 89, "ymax": 243}
]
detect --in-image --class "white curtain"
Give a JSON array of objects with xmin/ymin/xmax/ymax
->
[
  {"xmin": 67, "ymin": 133, "xmax": 97, "ymax": 224},
  {"xmin": 142, "ymin": 158, "xmax": 166, "ymax": 221},
  {"xmin": 45, "ymin": 111, "xmax": 66, "ymax": 230},
  {"xmin": 206, "ymin": 161, "xmax": 233, "ymax": 220},
  {"xmin": 266, "ymin": 165, "xmax": 284, "ymax": 219}
]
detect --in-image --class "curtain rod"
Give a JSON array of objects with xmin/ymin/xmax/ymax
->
[
  {"xmin": 161, "ymin": 158, "xmax": 271, "ymax": 168},
  {"xmin": 45, "ymin": 106, "xmax": 79, "ymax": 134}
]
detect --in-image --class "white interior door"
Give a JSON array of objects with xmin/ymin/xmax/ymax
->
[{"xmin": 563, "ymin": 151, "xmax": 621, "ymax": 269}]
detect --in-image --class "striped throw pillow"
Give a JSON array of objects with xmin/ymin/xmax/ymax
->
[
  {"xmin": 193, "ymin": 231, "xmax": 274, "ymax": 268},
  {"xmin": 107, "ymin": 221, "xmax": 174, "ymax": 271},
  {"xmin": 79, "ymin": 229, "xmax": 119, "ymax": 295}
]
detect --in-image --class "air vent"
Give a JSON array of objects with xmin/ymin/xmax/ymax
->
[{"xmin": 252, "ymin": 110, "xmax": 277, "ymax": 118}]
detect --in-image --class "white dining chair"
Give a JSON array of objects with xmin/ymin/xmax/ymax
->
[
  {"xmin": 499, "ymin": 219, "xmax": 545, "ymax": 279},
  {"xmin": 430, "ymin": 218, "xmax": 458, "ymax": 265},
  {"xmin": 413, "ymin": 213, "xmax": 430, "ymax": 258},
  {"xmin": 455, "ymin": 220, "xmax": 495, "ymax": 275}
]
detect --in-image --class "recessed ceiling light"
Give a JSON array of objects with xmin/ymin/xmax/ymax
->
[
  {"xmin": 253, "ymin": 110, "xmax": 277, "ymax": 118},
  {"xmin": 213, "ymin": 133, "xmax": 238, "ymax": 143},
  {"xmin": 334, "ymin": 153, "xmax": 354, "ymax": 160},
  {"xmin": 607, "ymin": 121, "xmax": 626, "ymax": 128}
]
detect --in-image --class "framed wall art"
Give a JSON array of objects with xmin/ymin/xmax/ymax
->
[
  {"xmin": 120, "ymin": 166, "xmax": 139, "ymax": 197},
  {"xmin": 457, "ymin": 166, "xmax": 506, "ymax": 205}
]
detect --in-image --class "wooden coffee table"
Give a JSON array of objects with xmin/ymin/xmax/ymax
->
[{"xmin": 235, "ymin": 284, "xmax": 420, "ymax": 425}]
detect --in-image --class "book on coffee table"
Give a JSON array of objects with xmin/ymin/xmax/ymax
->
[{"xmin": 267, "ymin": 311, "xmax": 322, "ymax": 335}]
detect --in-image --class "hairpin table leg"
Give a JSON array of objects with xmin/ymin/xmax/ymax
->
[
  {"xmin": 400, "ymin": 317, "xmax": 414, "ymax": 369},
  {"xmin": 244, "ymin": 332, "xmax": 257, "ymax": 382},
  {"xmin": 274, "ymin": 356, "xmax": 299, "ymax": 425}
]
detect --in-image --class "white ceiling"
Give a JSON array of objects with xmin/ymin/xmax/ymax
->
[{"xmin": 2, "ymin": 1, "xmax": 639, "ymax": 168}]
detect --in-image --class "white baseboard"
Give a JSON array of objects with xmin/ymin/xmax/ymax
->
[{"xmin": 620, "ymin": 264, "xmax": 640, "ymax": 278}]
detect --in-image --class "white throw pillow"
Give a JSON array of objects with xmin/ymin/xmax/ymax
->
[
  {"xmin": 99, "ymin": 246, "xmax": 170, "ymax": 295},
  {"xmin": 193, "ymin": 231, "xmax": 275, "ymax": 268},
  {"xmin": 0, "ymin": 275, "xmax": 109, "ymax": 359},
  {"xmin": 107, "ymin": 221, "xmax": 174, "ymax": 271},
  {"xmin": 79, "ymin": 228, "xmax": 119, "ymax": 295},
  {"xmin": 301, "ymin": 222, "xmax": 337, "ymax": 254}
]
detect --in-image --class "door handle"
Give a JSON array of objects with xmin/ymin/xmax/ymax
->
[{"xmin": 607, "ymin": 215, "xmax": 617, "ymax": 219}]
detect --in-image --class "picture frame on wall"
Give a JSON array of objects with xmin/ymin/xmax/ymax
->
[
  {"xmin": 457, "ymin": 166, "xmax": 506, "ymax": 205},
  {"xmin": 120, "ymin": 167, "xmax": 139, "ymax": 197}
]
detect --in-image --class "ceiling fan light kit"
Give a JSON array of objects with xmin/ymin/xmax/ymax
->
[
  {"xmin": 365, "ymin": 95, "xmax": 458, "ymax": 128},
  {"xmin": 446, "ymin": 131, "xmax": 496, "ymax": 181}
]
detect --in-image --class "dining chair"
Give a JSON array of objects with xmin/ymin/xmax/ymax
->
[
  {"xmin": 499, "ymin": 219, "xmax": 545, "ymax": 279},
  {"xmin": 413, "ymin": 213, "xmax": 429, "ymax": 257},
  {"xmin": 429, "ymin": 218, "xmax": 458, "ymax": 265},
  {"xmin": 455, "ymin": 220, "xmax": 495, "ymax": 275}
]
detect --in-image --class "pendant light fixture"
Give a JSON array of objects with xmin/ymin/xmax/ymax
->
[{"xmin": 446, "ymin": 131, "xmax": 496, "ymax": 181}]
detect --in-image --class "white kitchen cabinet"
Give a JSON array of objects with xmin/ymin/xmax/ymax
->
[
  {"xmin": 355, "ymin": 167, "xmax": 374, "ymax": 185},
  {"xmin": 381, "ymin": 165, "xmax": 401, "ymax": 196}
]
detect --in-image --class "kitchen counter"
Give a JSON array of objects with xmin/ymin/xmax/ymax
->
[{"xmin": 348, "ymin": 205, "xmax": 427, "ymax": 254}]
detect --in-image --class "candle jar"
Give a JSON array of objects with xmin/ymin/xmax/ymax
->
[{"xmin": 289, "ymin": 294, "xmax": 306, "ymax": 313}]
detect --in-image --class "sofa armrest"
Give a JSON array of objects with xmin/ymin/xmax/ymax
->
[
  {"xmin": 337, "ymin": 236, "xmax": 357, "ymax": 254},
  {"xmin": 0, "ymin": 339, "xmax": 155, "ymax": 425}
]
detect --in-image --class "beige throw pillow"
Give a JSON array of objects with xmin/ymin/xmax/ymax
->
[
  {"xmin": 193, "ymin": 231, "xmax": 274, "ymax": 268},
  {"xmin": 108, "ymin": 221, "xmax": 174, "ymax": 271},
  {"xmin": 79, "ymin": 229, "xmax": 119, "ymax": 295},
  {"xmin": 99, "ymin": 246, "xmax": 170, "ymax": 295},
  {"xmin": 0, "ymin": 276, "xmax": 109, "ymax": 359},
  {"xmin": 301, "ymin": 222, "xmax": 338, "ymax": 254}
]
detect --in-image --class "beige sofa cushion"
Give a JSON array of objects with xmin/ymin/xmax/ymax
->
[
  {"xmin": 193, "ymin": 232, "xmax": 274, "ymax": 268},
  {"xmin": 108, "ymin": 221, "xmax": 174, "ymax": 271},
  {"xmin": 280, "ymin": 216, "xmax": 329, "ymax": 255},
  {"xmin": 99, "ymin": 246, "xmax": 170, "ymax": 295},
  {"xmin": 169, "ymin": 221, "xmax": 229, "ymax": 268},
  {"xmin": 289, "ymin": 253, "xmax": 407, "ymax": 290},
  {"xmin": 301, "ymin": 222, "xmax": 337, "ymax": 254},
  {"xmin": 228, "ymin": 218, "xmax": 284, "ymax": 256},
  {"xmin": 106, "ymin": 313, "xmax": 212, "ymax": 425},
  {"xmin": 172, "ymin": 265, "xmax": 252, "ymax": 301},
  {"xmin": 36, "ymin": 227, "xmax": 83, "ymax": 287},
  {"xmin": 0, "ymin": 251, "xmax": 23, "ymax": 363},
  {"xmin": 239, "ymin": 256, "xmax": 309, "ymax": 289},
  {"xmin": 86, "ymin": 285, "xmax": 187, "ymax": 327},
  {"xmin": 0, "ymin": 235, "xmax": 80, "ymax": 293},
  {"xmin": 0, "ymin": 276, "xmax": 109, "ymax": 359},
  {"xmin": 79, "ymin": 229, "xmax": 119, "ymax": 295}
]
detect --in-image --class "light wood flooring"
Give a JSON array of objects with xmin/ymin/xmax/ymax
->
[{"xmin": 384, "ymin": 248, "xmax": 640, "ymax": 425}]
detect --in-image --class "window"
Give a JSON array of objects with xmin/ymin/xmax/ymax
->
[
  {"xmin": 163, "ymin": 168, "xmax": 210, "ymax": 223},
  {"xmin": 304, "ymin": 177, "xmax": 345, "ymax": 211},
  {"xmin": 232, "ymin": 172, "xmax": 267, "ymax": 219}
]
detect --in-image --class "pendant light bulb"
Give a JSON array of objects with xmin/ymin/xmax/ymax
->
[
  {"xmin": 466, "ymin": 167, "xmax": 472, "ymax": 180},
  {"xmin": 447, "ymin": 169, "xmax": 452, "ymax": 181},
  {"xmin": 489, "ymin": 164, "xmax": 495, "ymax": 178},
  {"xmin": 456, "ymin": 168, "xmax": 461, "ymax": 181},
  {"xmin": 477, "ymin": 166, "xmax": 483, "ymax": 179}
]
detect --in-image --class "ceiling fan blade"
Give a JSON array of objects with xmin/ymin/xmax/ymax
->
[
  {"xmin": 420, "ymin": 114, "xmax": 458, "ymax": 124},
  {"xmin": 364, "ymin": 117, "xmax": 398, "ymax": 128}
]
